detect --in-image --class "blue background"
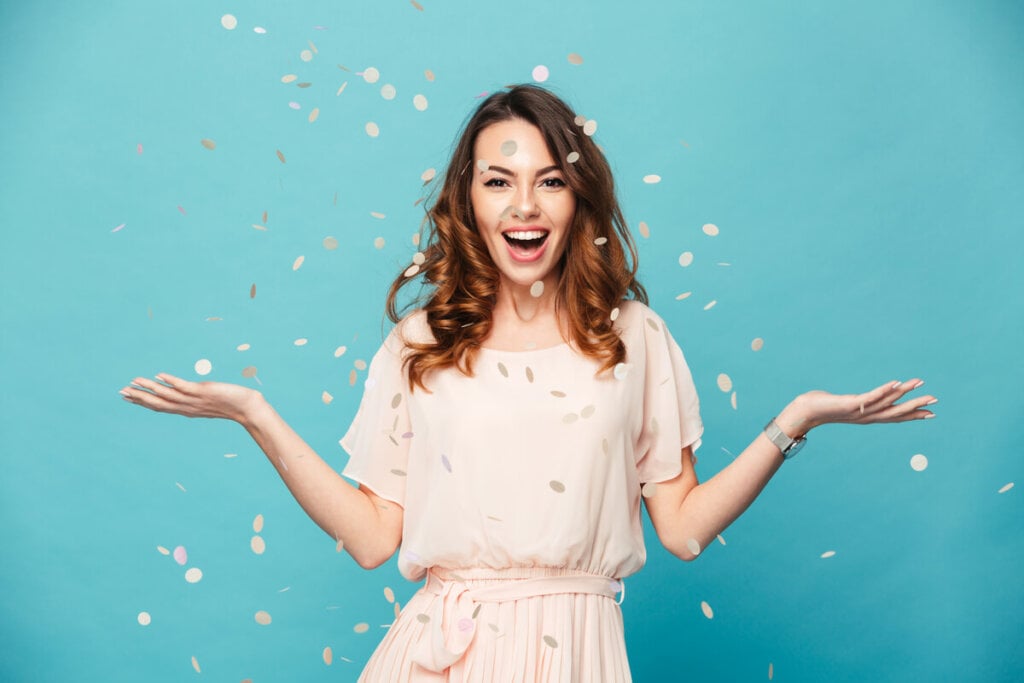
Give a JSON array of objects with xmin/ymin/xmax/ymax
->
[{"xmin": 1, "ymin": 0, "xmax": 1021, "ymax": 681}]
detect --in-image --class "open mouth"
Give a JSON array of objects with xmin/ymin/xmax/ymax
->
[{"xmin": 502, "ymin": 229, "xmax": 549, "ymax": 258}]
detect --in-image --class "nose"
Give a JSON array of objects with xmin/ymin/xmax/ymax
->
[{"xmin": 513, "ymin": 184, "xmax": 540, "ymax": 219}]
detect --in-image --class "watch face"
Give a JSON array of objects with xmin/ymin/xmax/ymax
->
[{"xmin": 785, "ymin": 438, "xmax": 806, "ymax": 459}]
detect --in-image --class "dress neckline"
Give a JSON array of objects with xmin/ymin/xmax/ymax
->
[{"xmin": 477, "ymin": 341, "xmax": 571, "ymax": 355}]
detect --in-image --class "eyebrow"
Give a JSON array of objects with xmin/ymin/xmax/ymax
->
[{"xmin": 481, "ymin": 164, "xmax": 561, "ymax": 177}]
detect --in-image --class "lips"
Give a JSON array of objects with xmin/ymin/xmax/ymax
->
[{"xmin": 501, "ymin": 228, "xmax": 549, "ymax": 262}]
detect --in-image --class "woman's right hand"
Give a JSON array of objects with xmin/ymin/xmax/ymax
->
[{"xmin": 119, "ymin": 373, "xmax": 263, "ymax": 424}]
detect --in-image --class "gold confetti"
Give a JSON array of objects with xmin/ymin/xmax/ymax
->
[
  {"xmin": 730, "ymin": 391, "xmax": 737, "ymax": 410},
  {"xmin": 583, "ymin": 119, "xmax": 597, "ymax": 136},
  {"xmin": 323, "ymin": 647, "xmax": 333, "ymax": 665},
  {"xmin": 717, "ymin": 373, "xmax": 732, "ymax": 392},
  {"xmin": 249, "ymin": 283, "xmax": 256, "ymax": 299},
  {"xmin": 348, "ymin": 370, "xmax": 357, "ymax": 386},
  {"xmin": 686, "ymin": 538, "xmax": 701, "ymax": 556},
  {"xmin": 610, "ymin": 306, "xmax": 620, "ymax": 321},
  {"xmin": 529, "ymin": 280, "xmax": 544, "ymax": 297},
  {"xmin": 255, "ymin": 610, "xmax": 272, "ymax": 626},
  {"xmin": 700, "ymin": 601, "xmax": 714, "ymax": 619},
  {"xmin": 309, "ymin": 107, "xmax": 320, "ymax": 123},
  {"xmin": 300, "ymin": 49, "xmax": 313, "ymax": 62},
  {"xmin": 201, "ymin": 138, "xmax": 216, "ymax": 150},
  {"xmin": 549, "ymin": 480, "xmax": 566, "ymax": 493},
  {"xmin": 384, "ymin": 586, "xmax": 395, "ymax": 603},
  {"xmin": 309, "ymin": 39, "xmax": 319, "ymax": 54},
  {"xmin": 910, "ymin": 454, "xmax": 928, "ymax": 471},
  {"xmin": 276, "ymin": 150, "xmax": 286, "ymax": 164},
  {"xmin": 821, "ymin": 550, "xmax": 836, "ymax": 559},
  {"xmin": 543, "ymin": 635, "xmax": 559, "ymax": 648},
  {"xmin": 567, "ymin": 151, "xmax": 580, "ymax": 164},
  {"xmin": 638, "ymin": 221, "xmax": 650, "ymax": 238},
  {"xmin": 323, "ymin": 236, "xmax": 339, "ymax": 250},
  {"xmin": 562, "ymin": 413, "xmax": 579, "ymax": 424},
  {"xmin": 365, "ymin": 122, "xmax": 380, "ymax": 137},
  {"xmin": 525, "ymin": 367, "xmax": 534, "ymax": 383},
  {"xmin": 704, "ymin": 300, "xmax": 717, "ymax": 310},
  {"xmin": 191, "ymin": 656, "xmax": 201, "ymax": 673},
  {"xmin": 185, "ymin": 567, "xmax": 203, "ymax": 583},
  {"xmin": 242, "ymin": 366, "xmax": 258, "ymax": 378},
  {"xmin": 411, "ymin": 0, "xmax": 424, "ymax": 10},
  {"xmin": 500, "ymin": 140, "xmax": 517, "ymax": 156},
  {"xmin": 413, "ymin": 94, "xmax": 428, "ymax": 111},
  {"xmin": 251, "ymin": 535, "xmax": 266, "ymax": 554},
  {"xmin": 336, "ymin": 81, "xmax": 348, "ymax": 96},
  {"xmin": 678, "ymin": 251, "xmax": 694, "ymax": 267},
  {"xmin": 252, "ymin": 224, "xmax": 268, "ymax": 231},
  {"xmin": 296, "ymin": 82, "xmax": 312, "ymax": 89},
  {"xmin": 253, "ymin": 514, "xmax": 264, "ymax": 533},
  {"xmin": 353, "ymin": 622, "xmax": 370, "ymax": 634},
  {"xmin": 322, "ymin": 391, "xmax": 333, "ymax": 404},
  {"xmin": 703, "ymin": 223, "xmax": 719, "ymax": 236},
  {"xmin": 137, "ymin": 611, "xmax": 151, "ymax": 626},
  {"xmin": 237, "ymin": 343, "xmax": 251, "ymax": 351},
  {"xmin": 999, "ymin": 482, "xmax": 1014, "ymax": 493},
  {"xmin": 643, "ymin": 174, "xmax": 661, "ymax": 184},
  {"xmin": 497, "ymin": 362, "xmax": 509, "ymax": 378},
  {"xmin": 551, "ymin": 390, "xmax": 566, "ymax": 398},
  {"xmin": 334, "ymin": 345, "xmax": 347, "ymax": 357},
  {"xmin": 580, "ymin": 405, "xmax": 595, "ymax": 418},
  {"xmin": 751, "ymin": 337, "xmax": 764, "ymax": 351},
  {"xmin": 424, "ymin": 69, "xmax": 435, "ymax": 81},
  {"xmin": 294, "ymin": 338, "xmax": 308, "ymax": 346},
  {"xmin": 281, "ymin": 74, "xmax": 298, "ymax": 83},
  {"xmin": 641, "ymin": 482, "xmax": 657, "ymax": 498},
  {"xmin": 292, "ymin": 255, "xmax": 305, "ymax": 271},
  {"xmin": 404, "ymin": 264, "xmax": 420, "ymax": 278},
  {"xmin": 354, "ymin": 359, "xmax": 368, "ymax": 371},
  {"xmin": 567, "ymin": 53, "xmax": 584, "ymax": 65}
]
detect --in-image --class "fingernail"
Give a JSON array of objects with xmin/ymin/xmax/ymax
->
[
  {"xmin": 924, "ymin": 413, "xmax": 936, "ymax": 419},
  {"xmin": 927, "ymin": 399, "xmax": 938, "ymax": 405},
  {"xmin": 914, "ymin": 380, "xmax": 925, "ymax": 389},
  {"xmin": 119, "ymin": 390, "xmax": 131, "ymax": 397},
  {"xmin": 891, "ymin": 381, "xmax": 902, "ymax": 389}
]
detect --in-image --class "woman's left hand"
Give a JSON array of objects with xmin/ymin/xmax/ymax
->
[{"xmin": 786, "ymin": 378, "xmax": 937, "ymax": 434}]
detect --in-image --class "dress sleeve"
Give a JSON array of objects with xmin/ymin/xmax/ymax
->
[
  {"xmin": 340, "ymin": 328, "xmax": 412, "ymax": 506},
  {"xmin": 634, "ymin": 309, "xmax": 704, "ymax": 484}
]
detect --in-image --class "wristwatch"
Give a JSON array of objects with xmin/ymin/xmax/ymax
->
[{"xmin": 764, "ymin": 418, "xmax": 806, "ymax": 460}]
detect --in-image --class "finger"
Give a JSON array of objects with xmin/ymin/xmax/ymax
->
[
  {"xmin": 863, "ymin": 378, "xmax": 926, "ymax": 411},
  {"xmin": 120, "ymin": 386, "xmax": 184, "ymax": 415},
  {"xmin": 130, "ymin": 376, "xmax": 174, "ymax": 397},
  {"xmin": 860, "ymin": 394, "xmax": 937, "ymax": 423},
  {"xmin": 855, "ymin": 381, "xmax": 903, "ymax": 412},
  {"xmin": 155, "ymin": 373, "xmax": 197, "ymax": 395}
]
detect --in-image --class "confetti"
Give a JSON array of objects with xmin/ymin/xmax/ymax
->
[
  {"xmin": 349, "ymin": 370, "xmax": 357, "ymax": 386},
  {"xmin": 610, "ymin": 306, "xmax": 620, "ymax": 321},
  {"xmin": 678, "ymin": 251, "xmax": 694, "ymax": 267},
  {"xmin": 529, "ymin": 280, "xmax": 544, "ymax": 297},
  {"xmin": 497, "ymin": 362, "xmax": 509, "ymax": 378},
  {"xmin": 300, "ymin": 50, "xmax": 313, "ymax": 62},
  {"xmin": 221, "ymin": 14, "xmax": 237, "ymax": 30},
  {"xmin": 332, "ymin": 346, "xmax": 347, "ymax": 358},
  {"xmin": 111, "ymin": 223, "xmax": 126, "ymax": 233},
  {"xmin": 703, "ymin": 223, "xmax": 719, "ymax": 236},
  {"xmin": 551, "ymin": 390, "xmax": 566, "ymax": 398},
  {"xmin": 281, "ymin": 74, "xmax": 298, "ymax": 83},
  {"xmin": 717, "ymin": 535, "xmax": 726, "ymax": 545},
  {"xmin": 641, "ymin": 482, "xmax": 657, "ymax": 498},
  {"xmin": 421, "ymin": 167, "xmax": 436, "ymax": 182},
  {"xmin": 191, "ymin": 656, "xmax": 201, "ymax": 673},
  {"xmin": 717, "ymin": 374, "xmax": 732, "ymax": 392},
  {"xmin": 242, "ymin": 366, "xmax": 258, "ymax": 378},
  {"xmin": 309, "ymin": 108, "xmax": 320, "ymax": 123},
  {"xmin": 769, "ymin": 663, "xmax": 774, "ymax": 680},
  {"xmin": 288, "ymin": 102, "xmax": 301, "ymax": 110},
  {"xmin": 323, "ymin": 236, "xmax": 339, "ymax": 250},
  {"xmin": 703, "ymin": 300, "xmax": 717, "ymax": 310},
  {"xmin": 384, "ymin": 587, "xmax": 395, "ymax": 603},
  {"xmin": 613, "ymin": 363, "xmax": 629, "ymax": 380},
  {"xmin": 201, "ymin": 138, "xmax": 216, "ymax": 150},
  {"xmin": 701, "ymin": 601, "xmax": 714, "ymax": 619},
  {"xmin": 308, "ymin": 40, "xmax": 319, "ymax": 54},
  {"xmin": 249, "ymin": 283, "xmax": 256, "ymax": 299},
  {"xmin": 355, "ymin": 359, "xmax": 368, "ymax": 371},
  {"xmin": 251, "ymin": 535, "xmax": 266, "ymax": 554},
  {"xmin": 501, "ymin": 140, "xmax": 518, "ymax": 156},
  {"xmin": 404, "ymin": 264, "xmax": 421, "ymax": 278},
  {"xmin": 276, "ymin": 149, "xmax": 286, "ymax": 164},
  {"xmin": 583, "ymin": 119, "xmax": 597, "ymax": 136},
  {"xmin": 323, "ymin": 647, "xmax": 333, "ymax": 665},
  {"xmin": 424, "ymin": 69, "xmax": 435, "ymax": 81},
  {"xmin": 638, "ymin": 221, "xmax": 650, "ymax": 238},
  {"xmin": 252, "ymin": 224, "xmax": 268, "ymax": 231},
  {"xmin": 237, "ymin": 343, "xmax": 250, "ymax": 351},
  {"xmin": 137, "ymin": 611, "xmax": 151, "ymax": 626},
  {"xmin": 731, "ymin": 391, "xmax": 738, "ymax": 410},
  {"xmin": 412, "ymin": 252, "xmax": 426, "ymax": 265},
  {"xmin": 381, "ymin": 83, "xmax": 397, "ymax": 100},
  {"xmin": 157, "ymin": 546, "xmax": 170, "ymax": 555},
  {"xmin": 362, "ymin": 67, "xmax": 380, "ymax": 83},
  {"xmin": 643, "ymin": 174, "xmax": 662, "ymax": 184},
  {"xmin": 253, "ymin": 514, "xmax": 264, "ymax": 533},
  {"xmin": 910, "ymin": 454, "xmax": 928, "ymax": 471},
  {"xmin": 255, "ymin": 610, "xmax": 272, "ymax": 625},
  {"xmin": 999, "ymin": 482, "xmax": 1014, "ymax": 493},
  {"xmin": 322, "ymin": 391, "xmax": 333, "ymax": 404},
  {"xmin": 594, "ymin": 236, "xmax": 608, "ymax": 245},
  {"xmin": 543, "ymin": 635, "xmax": 559, "ymax": 648},
  {"xmin": 581, "ymin": 405, "xmax": 595, "ymax": 418},
  {"xmin": 184, "ymin": 567, "xmax": 203, "ymax": 583},
  {"xmin": 525, "ymin": 367, "xmax": 534, "ymax": 383},
  {"xmin": 354, "ymin": 623, "xmax": 370, "ymax": 634},
  {"xmin": 365, "ymin": 122, "xmax": 380, "ymax": 137},
  {"xmin": 416, "ymin": 613, "xmax": 431, "ymax": 623},
  {"xmin": 136, "ymin": 143, "xmax": 143, "ymax": 154},
  {"xmin": 294, "ymin": 338, "xmax": 308, "ymax": 346},
  {"xmin": 677, "ymin": 290, "xmax": 693, "ymax": 299},
  {"xmin": 532, "ymin": 65, "xmax": 550, "ymax": 82},
  {"xmin": 646, "ymin": 318, "xmax": 661, "ymax": 332},
  {"xmin": 549, "ymin": 480, "xmax": 566, "ymax": 493},
  {"xmin": 224, "ymin": 453, "xmax": 237, "ymax": 458},
  {"xmin": 335, "ymin": 538, "xmax": 345, "ymax": 552},
  {"xmin": 574, "ymin": 115, "xmax": 586, "ymax": 126},
  {"xmin": 413, "ymin": 94, "xmax": 428, "ymax": 111},
  {"xmin": 173, "ymin": 546, "xmax": 187, "ymax": 565},
  {"xmin": 821, "ymin": 550, "xmax": 836, "ymax": 559},
  {"xmin": 686, "ymin": 538, "xmax": 701, "ymax": 556},
  {"xmin": 567, "ymin": 53, "xmax": 584, "ymax": 65},
  {"xmin": 336, "ymin": 82, "xmax": 348, "ymax": 96},
  {"xmin": 292, "ymin": 255, "xmax": 305, "ymax": 271},
  {"xmin": 562, "ymin": 413, "xmax": 579, "ymax": 424},
  {"xmin": 254, "ymin": 26, "xmax": 266, "ymax": 34},
  {"xmin": 751, "ymin": 337, "xmax": 764, "ymax": 351}
]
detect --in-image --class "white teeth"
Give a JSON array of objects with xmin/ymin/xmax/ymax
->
[{"xmin": 504, "ymin": 230, "xmax": 547, "ymax": 240}]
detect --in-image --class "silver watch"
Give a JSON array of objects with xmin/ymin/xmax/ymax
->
[{"xmin": 764, "ymin": 418, "xmax": 806, "ymax": 460}]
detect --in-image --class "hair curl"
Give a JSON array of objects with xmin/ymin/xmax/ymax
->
[{"xmin": 386, "ymin": 84, "xmax": 647, "ymax": 391}]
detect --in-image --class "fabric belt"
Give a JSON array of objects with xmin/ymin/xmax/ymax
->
[{"xmin": 412, "ymin": 567, "xmax": 625, "ymax": 673}]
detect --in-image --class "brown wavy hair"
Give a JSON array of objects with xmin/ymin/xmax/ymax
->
[{"xmin": 386, "ymin": 84, "xmax": 647, "ymax": 391}]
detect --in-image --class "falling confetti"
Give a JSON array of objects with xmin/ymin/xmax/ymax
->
[
  {"xmin": 532, "ymin": 65, "xmax": 550, "ymax": 82},
  {"xmin": 323, "ymin": 236, "xmax": 339, "ymax": 250},
  {"xmin": 910, "ymin": 454, "xmax": 928, "ymax": 471},
  {"xmin": 322, "ymin": 391, "xmax": 333, "ymax": 404},
  {"xmin": 821, "ymin": 550, "xmax": 837, "ymax": 559},
  {"xmin": 323, "ymin": 647, "xmax": 333, "ymax": 665},
  {"xmin": 362, "ymin": 67, "xmax": 380, "ymax": 83},
  {"xmin": 580, "ymin": 405, "xmax": 595, "ymax": 418},
  {"xmin": 276, "ymin": 149, "xmax": 286, "ymax": 164},
  {"xmin": 675, "ymin": 292, "xmax": 692, "ymax": 300},
  {"xmin": 641, "ymin": 482, "xmax": 657, "ymax": 498},
  {"xmin": 221, "ymin": 15, "xmax": 237, "ymax": 30},
  {"xmin": 136, "ymin": 143, "xmax": 143, "ymax": 154},
  {"xmin": 500, "ymin": 140, "xmax": 518, "ymax": 156},
  {"xmin": 567, "ymin": 151, "xmax": 580, "ymax": 164},
  {"xmin": 613, "ymin": 363, "xmax": 629, "ymax": 380},
  {"xmin": 769, "ymin": 663, "xmax": 774, "ymax": 680},
  {"xmin": 411, "ymin": 0, "xmax": 424, "ymax": 9},
  {"xmin": 294, "ymin": 338, "xmax": 308, "ymax": 346},
  {"xmin": 525, "ymin": 367, "xmax": 534, "ymax": 383},
  {"xmin": 421, "ymin": 167, "xmax": 436, "ymax": 182},
  {"xmin": 353, "ymin": 623, "xmax": 370, "ymax": 634},
  {"xmin": 543, "ymin": 635, "xmax": 559, "ymax": 648},
  {"xmin": 731, "ymin": 391, "xmax": 738, "ymax": 410},
  {"xmin": 703, "ymin": 300, "xmax": 717, "ymax": 310},
  {"xmin": 173, "ymin": 546, "xmax": 187, "ymax": 565},
  {"xmin": 185, "ymin": 567, "xmax": 203, "ymax": 583},
  {"xmin": 249, "ymin": 283, "xmax": 256, "ymax": 299},
  {"xmin": 424, "ymin": 69, "xmax": 435, "ymax": 81},
  {"xmin": 562, "ymin": 413, "xmax": 579, "ymax": 424},
  {"xmin": 300, "ymin": 49, "xmax": 313, "ymax": 62},
  {"xmin": 999, "ymin": 482, "xmax": 1014, "ymax": 493},
  {"xmin": 194, "ymin": 359, "xmax": 212, "ymax": 376},
  {"xmin": 293, "ymin": 255, "xmax": 305, "ymax": 270},
  {"xmin": 594, "ymin": 236, "xmax": 608, "ymax": 245},
  {"xmin": 282, "ymin": 74, "xmax": 298, "ymax": 83},
  {"xmin": 111, "ymin": 223, "xmax": 126, "ymax": 233},
  {"xmin": 751, "ymin": 337, "xmax": 764, "ymax": 351},
  {"xmin": 638, "ymin": 221, "xmax": 650, "ymax": 238},
  {"xmin": 381, "ymin": 83, "xmax": 397, "ymax": 100},
  {"xmin": 529, "ymin": 281, "xmax": 544, "ymax": 297},
  {"xmin": 701, "ymin": 601, "xmax": 714, "ymax": 619},
  {"xmin": 254, "ymin": 610, "xmax": 272, "ymax": 625},
  {"xmin": 137, "ymin": 611, "xmax": 152, "ymax": 626},
  {"xmin": 568, "ymin": 53, "xmax": 584, "ymax": 65},
  {"xmin": 717, "ymin": 373, "xmax": 733, "ymax": 392},
  {"xmin": 242, "ymin": 366, "xmax": 258, "ymax": 378},
  {"xmin": 550, "ymin": 480, "xmax": 566, "ymax": 493},
  {"xmin": 365, "ymin": 122, "xmax": 380, "ymax": 137},
  {"xmin": 497, "ymin": 362, "xmax": 509, "ymax": 378},
  {"xmin": 334, "ymin": 346, "xmax": 347, "ymax": 357},
  {"xmin": 643, "ymin": 174, "xmax": 662, "ymax": 184},
  {"xmin": 703, "ymin": 223, "xmax": 719, "ymax": 236},
  {"xmin": 309, "ymin": 108, "xmax": 320, "ymax": 123},
  {"xmin": 191, "ymin": 656, "xmax": 201, "ymax": 673},
  {"xmin": 384, "ymin": 587, "xmax": 395, "ymax": 603},
  {"xmin": 253, "ymin": 514, "xmax": 264, "ymax": 533},
  {"xmin": 254, "ymin": 26, "xmax": 266, "ymax": 34},
  {"xmin": 237, "ymin": 343, "xmax": 250, "ymax": 351},
  {"xmin": 610, "ymin": 307, "xmax": 620, "ymax": 321},
  {"xmin": 157, "ymin": 546, "xmax": 170, "ymax": 556},
  {"xmin": 354, "ymin": 359, "xmax": 368, "ymax": 371},
  {"xmin": 678, "ymin": 252, "xmax": 694, "ymax": 267},
  {"xmin": 583, "ymin": 119, "xmax": 597, "ymax": 136},
  {"xmin": 413, "ymin": 94, "xmax": 428, "ymax": 111},
  {"xmin": 251, "ymin": 535, "xmax": 266, "ymax": 554},
  {"xmin": 404, "ymin": 264, "xmax": 420, "ymax": 278},
  {"xmin": 201, "ymin": 138, "xmax": 216, "ymax": 150}
]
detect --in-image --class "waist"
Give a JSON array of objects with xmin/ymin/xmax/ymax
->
[{"xmin": 425, "ymin": 566, "xmax": 623, "ymax": 603}]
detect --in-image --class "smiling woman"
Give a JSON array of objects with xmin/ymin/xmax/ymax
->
[{"xmin": 120, "ymin": 85, "xmax": 937, "ymax": 682}]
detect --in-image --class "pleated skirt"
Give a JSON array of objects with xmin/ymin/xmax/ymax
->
[{"xmin": 358, "ymin": 567, "xmax": 633, "ymax": 682}]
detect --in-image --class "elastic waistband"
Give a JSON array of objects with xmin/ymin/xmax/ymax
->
[{"xmin": 425, "ymin": 567, "xmax": 624, "ymax": 603}]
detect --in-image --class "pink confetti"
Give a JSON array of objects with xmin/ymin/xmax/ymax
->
[
  {"xmin": 177, "ymin": 205, "xmax": 187, "ymax": 215},
  {"xmin": 173, "ymin": 545, "xmax": 187, "ymax": 565},
  {"xmin": 474, "ymin": 91, "xmax": 490, "ymax": 99},
  {"xmin": 136, "ymin": 143, "xmax": 143, "ymax": 154},
  {"xmin": 457, "ymin": 617, "xmax": 474, "ymax": 632},
  {"xmin": 531, "ymin": 65, "xmax": 550, "ymax": 82},
  {"xmin": 111, "ymin": 223, "xmax": 126, "ymax": 233},
  {"xmin": 288, "ymin": 102, "xmax": 301, "ymax": 110}
]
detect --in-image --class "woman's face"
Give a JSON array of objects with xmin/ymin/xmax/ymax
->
[{"xmin": 470, "ymin": 118, "xmax": 576, "ymax": 292}]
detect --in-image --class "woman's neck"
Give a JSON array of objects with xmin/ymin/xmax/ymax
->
[{"xmin": 486, "ymin": 274, "xmax": 566, "ymax": 350}]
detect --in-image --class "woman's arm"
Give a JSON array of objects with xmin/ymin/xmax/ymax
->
[
  {"xmin": 120, "ymin": 374, "xmax": 402, "ymax": 569},
  {"xmin": 645, "ymin": 378, "xmax": 936, "ymax": 561}
]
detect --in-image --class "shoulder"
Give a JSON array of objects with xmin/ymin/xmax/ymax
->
[
  {"xmin": 388, "ymin": 309, "xmax": 435, "ymax": 352},
  {"xmin": 614, "ymin": 299, "xmax": 666, "ymax": 333}
]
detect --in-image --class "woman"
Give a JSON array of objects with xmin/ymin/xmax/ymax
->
[{"xmin": 119, "ymin": 85, "xmax": 936, "ymax": 681}]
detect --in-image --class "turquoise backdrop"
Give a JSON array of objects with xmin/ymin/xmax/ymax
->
[{"xmin": 1, "ymin": 0, "xmax": 1021, "ymax": 681}]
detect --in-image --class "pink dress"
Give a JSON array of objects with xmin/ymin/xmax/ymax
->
[{"xmin": 341, "ymin": 301, "xmax": 704, "ymax": 681}]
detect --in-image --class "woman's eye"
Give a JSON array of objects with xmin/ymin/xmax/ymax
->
[
  {"xmin": 484, "ymin": 178, "xmax": 509, "ymax": 188},
  {"xmin": 541, "ymin": 177, "xmax": 566, "ymax": 188}
]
